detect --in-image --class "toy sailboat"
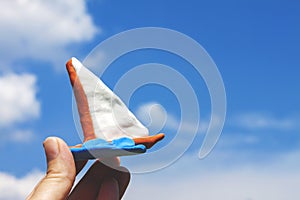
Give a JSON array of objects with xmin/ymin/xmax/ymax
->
[{"xmin": 67, "ymin": 57, "xmax": 164, "ymax": 160}]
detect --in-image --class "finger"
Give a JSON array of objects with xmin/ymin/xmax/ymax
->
[
  {"xmin": 75, "ymin": 160, "xmax": 87, "ymax": 175},
  {"xmin": 114, "ymin": 166, "xmax": 130, "ymax": 198},
  {"xmin": 66, "ymin": 58, "xmax": 96, "ymax": 142},
  {"xmin": 68, "ymin": 160, "xmax": 130, "ymax": 200},
  {"xmin": 68, "ymin": 143, "xmax": 87, "ymax": 174},
  {"xmin": 98, "ymin": 158, "xmax": 130, "ymax": 198},
  {"xmin": 133, "ymin": 133, "xmax": 165, "ymax": 149},
  {"xmin": 68, "ymin": 161, "xmax": 114, "ymax": 200},
  {"xmin": 27, "ymin": 137, "xmax": 76, "ymax": 200},
  {"xmin": 96, "ymin": 178, "xmax": 119, "ymax": 200}
]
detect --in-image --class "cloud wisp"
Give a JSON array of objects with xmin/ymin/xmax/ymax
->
[
  {"xmin": 124, "ymin": 149, "xmax": 300, "ymax": 200},
  {"xmin": 0, "ymin": 73, "xmax": 40, "ymax": 127},
  {"xmin": 0, "ymin": 170, "xmax": 43, "ymax": 200},
  {"xmin": 0, "ymin": 73, "xmax": 40, "ymax": 144},
  {"xmin": 0, "ymin": 0, "xmax": 99, "ymax": 69},
  {"xmin": 231, "ymin": 112, "xmax": 299, "ymax": 130},
  {"xmin": 135, "ymin": 102, "xmax": 204, "ymax": 135}
]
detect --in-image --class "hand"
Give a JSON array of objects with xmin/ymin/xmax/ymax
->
[{"xmin": 27, "ymin": 137, "xmax": 130, "ymax": 200}]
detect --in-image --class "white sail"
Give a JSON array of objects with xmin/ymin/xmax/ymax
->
[{"xmin": 71, "ymin": 57, "xmax": 149, "ymax": 141}]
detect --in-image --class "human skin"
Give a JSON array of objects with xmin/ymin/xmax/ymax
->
[{"xmin": 27, "ymin": 137, "xmax": 130, "ymax": 200}]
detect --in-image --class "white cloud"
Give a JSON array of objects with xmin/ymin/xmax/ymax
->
[
  {"xmin": 0, "ymin": 129, "xmax": 35, "ymax": 145},
  {"xmin": 0, "ymin": 161, "xmax": 92, "ymax": 200},
  {"xmin": 0, "ymin": 0, "xmax": 99, "ymax": 69},
  {"xmin": 136, "ymin": 102, "xmax": 167, "ymax": 133},
  {"xmin": 123, "ymin": 107, "xmax": 300, "ymax": 196},
  {"xmin": 83, "ymin": 50, "xmax": 107, "ymax": 72},
  {"xmin": 2, "ymin": 150, "xmax": 300, "ymax": 200},
  {"xmin": 124, "ymin": 150, "xmax": 300, "ymax": 200},
  {"xmin": 0, "ymin": 73, "xmax": 40, "ymax": 127},
  {"xmin": 0, "ymin": 170, "xmax": 43, "ymax": 200},
  {"xmin": 217, "ymin": 132, "xmax": 260, "ymax": 148},
  {"xmin": 232, "ymin": 113, "xmax": 299, "ymax": 130},
  {"xmin": 8, "ymin": 129, "xmax": 35, "ymax": 143},
  {"xmin": 125, "ymin": 168, "xmax": 300, "ymax": 200},
  {"xmin": 135, "ymin": 102, "xmax": 204, "ymax": 134}
]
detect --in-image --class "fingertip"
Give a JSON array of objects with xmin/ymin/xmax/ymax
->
[
  {"xmin": 43, "ymin": 136, "xmax": 76, "ymax": 179},
  {"xmin": 55, "ymin": 136, "xmax": 68, "ymax": 148},
  {"xmin": 56, "ymin": 137, "xmax": 76, "ymax": 173},
  {"xmin": 43, "ymin": 137, "xmax": 59, "ymax": 162},
  {"xmin": 29, "ymin": 137, "xmax": 76, "ymax": 200}
]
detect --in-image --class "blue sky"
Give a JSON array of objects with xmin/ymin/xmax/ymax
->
[{"xmin": 0, "ymin": 0, "xmax": 300, "ymax": 199}]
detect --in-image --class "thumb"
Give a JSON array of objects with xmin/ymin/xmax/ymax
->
[{"xmin": 27, "ymin": 137, "xmax": 76, "ymax": 200}]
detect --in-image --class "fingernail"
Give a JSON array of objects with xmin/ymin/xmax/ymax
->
[{"xmin": 43, "ymin": 137, "xmax": 59, "ymax": 162}]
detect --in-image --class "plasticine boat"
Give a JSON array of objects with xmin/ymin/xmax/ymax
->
[{"xmin": 66, "ymin": 57, "xmax": 164, "ymax": 160}]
